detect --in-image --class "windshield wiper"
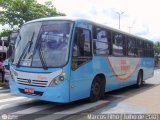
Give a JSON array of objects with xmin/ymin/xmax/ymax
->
[
  {"xmin": 16, "ymin": 32, "xmax": 35, "ymax": 67},
  {"xmin": 38, "ymin": 43, "xmax": 48, "ymax": 70}
]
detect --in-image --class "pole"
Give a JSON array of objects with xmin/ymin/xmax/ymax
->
[
  {"xmin": 116, "ymin": 12, "xmax": 124, "ymax": 29},
  {"xmin": 2, "ymin": 40, "xmax": 4, "ymax": 51},
  {"xmin": 128, "ymin": 26, "xmax": 133, "ymax": 33},
  {"xmin": 118, "ymin": 15, "xmax": 121, "ymax": 29}
]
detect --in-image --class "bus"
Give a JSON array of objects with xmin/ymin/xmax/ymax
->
[
  {"xmin": 8, "ymin": 31, "xmax": 19, "ymax": 62},
  {"xmin": 9, "ymin": 17, "xmax": 154, "ymax": 103}
]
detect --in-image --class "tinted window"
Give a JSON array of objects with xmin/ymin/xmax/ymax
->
[
  {"xmin": 137, "ymin": 40, "xmax": 144, "ymax": 57},
  {"xmin": 73, "ymin": 28, "xmax": 91, "ymax": 57},
  {"xmin": 127, "ymin": 37, "xmax": 138, "ymax": 57},
  {"xmin": 93, "ymin": 26, "xmax": 111, "ymax": 55},
  {"xmin": 144, "ymin": 41, "xmax": 154, "ymax": 57},
  {"xmin": 72, "ymin": 27, "xmax": 92, "ymax": 70},
  {"xmin": 112, "ymin": 32, "xmax": 125, "ymax": 56}
]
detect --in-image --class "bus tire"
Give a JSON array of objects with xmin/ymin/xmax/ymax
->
[
  {"xmin": 89, "ymin": 76, "xmax": 102, "ymax": 102},
  {"xmin": 136, "ymin": 71, "xmax": 143, "ymax": 88}
]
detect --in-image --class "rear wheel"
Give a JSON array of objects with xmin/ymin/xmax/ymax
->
[
  {"xmin": 136, "ymin": 71, "xmax": 143, "ymax": 88},
  {"xmin": 89, "ymin": 76, "xmax": 105, "ymax": 102}
]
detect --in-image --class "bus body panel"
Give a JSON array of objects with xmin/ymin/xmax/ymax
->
[
  {"xmin": 69, "ymin": 21, "xmax": 93, "ymax": 101},
  {"xmin": 10, "ymin": 79, "xmax": 70, "ymax": 103},
  {"xmin": 9, "ymin": 17, "xmax": 154, "ymax": 103},
  {"xmin": 69, "ymin": 56, "xmax": 154, "ymax": 102},
  {"xmin": 93, "ymin": 56, "xmax": 123, "ymax": 91},
  {"xmin": 142, "ymin": 58, "xmax": 154, "ymax": 80},
  {"xmin": 9, "ymin": 65, "xmax": 70, "ymax": 103}
]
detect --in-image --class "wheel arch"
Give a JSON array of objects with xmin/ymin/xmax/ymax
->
[{"xmin": 92, "ymin": 73, "xmax": 106, "ymax": 89}]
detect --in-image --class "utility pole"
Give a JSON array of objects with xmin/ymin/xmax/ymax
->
[
  {"xmin": 128, "ymin": 26, "xmax": 133, "ymax": 33},
  {"xmin": 116, "ymin": 12, "xmax": 124, "ymax": 29}
]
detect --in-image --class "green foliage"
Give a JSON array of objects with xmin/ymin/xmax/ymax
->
[
  {"xmin": 0, "ymin": 0, "xmax": 65, "ymax": 28},
  {"xmin": 0, "ymin": 29, "xmax": 12, "ymax": 37},
  {"xmin": 154, "ymin": 42, "xmax": 160, "ymax": 55}
]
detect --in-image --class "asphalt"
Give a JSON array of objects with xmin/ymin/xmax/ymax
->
[
  {"xmin": 64, "ymin": 69, "xmax": 160, "ymax": 120},
  {"xmin": 1, "ymin": 68, "xmax": 160, "ymax": 120}
]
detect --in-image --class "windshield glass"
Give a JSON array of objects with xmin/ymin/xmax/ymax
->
[{"xmin": 13, "ymin": 21, "xmax": 73, "ymax": 68}]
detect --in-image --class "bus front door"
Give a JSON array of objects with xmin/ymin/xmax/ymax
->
[{"xmin": 70, "ymin": 27, "xmax": 93, "ymax": 101}]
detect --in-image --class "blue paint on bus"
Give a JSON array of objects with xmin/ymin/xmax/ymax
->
[{"xmin": 9, "ymin": 17, "xmax": 154, "ymax": 103}]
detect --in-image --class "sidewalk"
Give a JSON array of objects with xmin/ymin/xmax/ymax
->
[
  {"xmin": 64, "ymin": 85, "xmax": 160, "ymax": 120},
  {"xmin": 64, "ymin": 68, "xmax": 160, "ymax": 120},
  {"xmin": 98, "ymin": 85, "xmax": 160, "ymax": 114}
]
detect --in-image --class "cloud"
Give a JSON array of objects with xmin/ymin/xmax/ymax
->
[
  {"xmin": 134, "ymin": 26, "xmax": 149, "ymax": 36},
  {"xmin": 48, "ymin": 0, "xmax": 159, "ymax": 42},
  {"xmin": 0, "ymin": 24, "xmax": 10, "ymax": 32},
  {"xmin": 1, "ymin": 0, "xmax": 159, "ymax": 42}
]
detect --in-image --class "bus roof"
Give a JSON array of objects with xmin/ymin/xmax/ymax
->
[
  {"xmin": 25, "ymin": 16, "xmax": 152, "ymax": 43},
  {"xmin": 25, "ymin": 16, "xmax": 78, "ymax": 24}
]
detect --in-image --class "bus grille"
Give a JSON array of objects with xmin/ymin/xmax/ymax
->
[{"xmin": 17, "ymin": 78, "xmax": 48, "ymax": 87}]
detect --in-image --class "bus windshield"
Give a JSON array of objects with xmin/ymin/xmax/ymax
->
[{"xmin": 13, "ymin": 21, "xmax": 73, "ymax": 68}]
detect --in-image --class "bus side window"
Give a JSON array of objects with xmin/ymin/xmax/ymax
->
[
  {"xmin": 72, "ymin": 27, "xmax": 92, "ymax": 70},
  {"xmin": 137, "ymin": 40, "xmax": 144, "ymax": 57},
  {"xmin": 127, "ymin": 37, "xmax": 137, "ymax": 57},
  {"xmin": 112, "ymin": 33, "xmax": 125, "ymax": 56},
  {"xmin": 93, "ymin": 26, "xmax": 111, "ymax": 55}
]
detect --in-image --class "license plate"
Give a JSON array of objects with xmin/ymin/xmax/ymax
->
[{"xmin": 24, "ymin": 88, "xmax": 34, "ymax": 94}]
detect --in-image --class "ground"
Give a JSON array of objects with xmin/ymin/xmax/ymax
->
[{"xmin": 0, "ymin": 68, "xmax": 160, "ymax": 120}]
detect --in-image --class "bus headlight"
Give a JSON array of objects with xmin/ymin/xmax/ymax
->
[{"xmin": 49, "ymin": 72, "xmax": 66, "ymax": 87}]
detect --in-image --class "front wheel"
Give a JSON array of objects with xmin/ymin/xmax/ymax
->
[{"xmin": 89, "ymin": 76, "xmax": 103, "ymax": 102}]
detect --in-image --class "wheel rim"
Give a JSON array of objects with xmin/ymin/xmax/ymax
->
[{"xmin": 92, "ymin": 82, "xmax": 100, "ymax": 96}]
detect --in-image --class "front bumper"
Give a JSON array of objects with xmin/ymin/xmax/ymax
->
[{"xmin": 9, "ymin": 79, "xmax": 70, "ymax": 103}]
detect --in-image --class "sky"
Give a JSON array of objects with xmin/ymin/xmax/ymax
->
[
  {"xmin": 0, "ymin": 0, "xmax": 159, "ymax": 42},
  {"xmin": 37, "ymin": 0, "xmax": 160, "ymax": 42}
]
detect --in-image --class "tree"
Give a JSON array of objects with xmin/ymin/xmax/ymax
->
[
  {"xmin": 0, "ymin": 0, "xmax": 65, "ymax": 28},
  {"xmin": 0, "ymin": 29, "xmax": 11, "ymax": 37},
  {"xmin": 0, "ymin": 29, "xmax": 12, "ymax": 46}
]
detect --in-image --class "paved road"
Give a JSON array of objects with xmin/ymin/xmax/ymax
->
[
  {"xmin": 0, "ymin": 69, "xmax": 160, "ymax": 120},
  {"xmin": 91, "ymin": 69, "xmax": 160, "ymax": 114},
  {"xmin": 67, "ymin": 69, "xmax": 160, "ymax": 120},
  {"xmin": 0, "ymin": 86, "xmax": 108, "ymax": 120}
]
